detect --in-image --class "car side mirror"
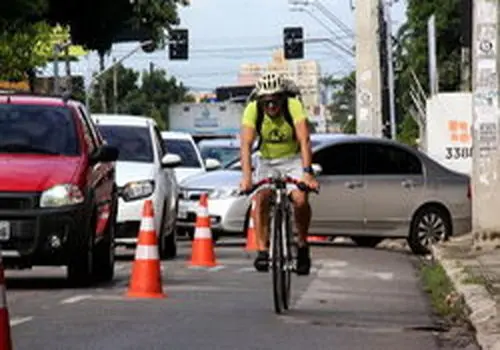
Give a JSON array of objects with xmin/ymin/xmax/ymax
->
[
  {"xmin": 312, "ymin": 163, "xmax": 322, "ymax": 176},
  {"xmin": 89, "ymin": 145, "xmax": 119, "ymax": 166},
  {"xmin": 161, "ymin": 153, "xmax": 182, "ymax": 168},
  {"xmin": 205, "ymin": 158, "xmax": 221, "ymax": 171}
]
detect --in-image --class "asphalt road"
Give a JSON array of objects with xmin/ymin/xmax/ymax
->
[{"xmin": 4, "ymin": 238, "xmax": 477, "ymax": 350}]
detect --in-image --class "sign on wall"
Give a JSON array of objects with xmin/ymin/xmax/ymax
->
[{"xmin": 426, "ymin": 93, "xmax": 473, "ymax": 175}]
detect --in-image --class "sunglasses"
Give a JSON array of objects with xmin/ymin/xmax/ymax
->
[{"xmin": 261, "ymin": 97, "xmax": 281, "ymax": 109}]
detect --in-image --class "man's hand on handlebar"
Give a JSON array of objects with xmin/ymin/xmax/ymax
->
[
  {"xmin": 301, "ymin": 173, "xmax": 319, "ymax": 192},
  {"xmin": 239, "ymin": 175, "xmax": 253, "ymax": 193}
]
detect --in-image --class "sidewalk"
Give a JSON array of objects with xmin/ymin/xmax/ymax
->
[{"xmin": 431, "ymin": 232, "xmax": 500, "ymax": 350}]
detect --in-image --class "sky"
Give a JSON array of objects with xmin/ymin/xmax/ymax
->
[{"xmin": 43, "ymin": 0, "xmax": 408, "ymax": 93}]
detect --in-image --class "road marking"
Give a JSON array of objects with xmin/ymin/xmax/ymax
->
[
  {"xmin": 186, "ymin": 265, "xmax": 226, "ymax": 272},
  {"xmin": 10, "ymin": 316, "xmax": 33, "ymax": 326},
  {"xmin": 60, "ymin": 295, "xmax": 93, "ymax": 304}
]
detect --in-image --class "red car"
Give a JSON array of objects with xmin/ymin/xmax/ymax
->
[{"xmin": 0, "ymin": 92, "xmax": 119, "ymax": 286}]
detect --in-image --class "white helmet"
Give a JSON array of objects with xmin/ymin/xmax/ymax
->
[{"xmin": 255, "ymin": 72, "xmax": 284, "ymax": 96}]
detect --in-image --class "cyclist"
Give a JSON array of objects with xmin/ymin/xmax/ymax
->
[{"xmin": 239, "ymin": 72, "xmax": 319, "ymax": 276}]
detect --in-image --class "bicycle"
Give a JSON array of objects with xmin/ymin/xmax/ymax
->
[{"xmin": 241, "ymin": 170, "xmax": 319, "ymax": 314}]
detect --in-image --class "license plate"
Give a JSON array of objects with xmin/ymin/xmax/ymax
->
[{"xmin": 0, "ymin": 221, "xmax": 10, "ymax": 241}]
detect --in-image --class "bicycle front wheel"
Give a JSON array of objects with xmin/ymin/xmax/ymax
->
[
  {"xmin": 271, "ymin": 204, "xmax": 285, "ymax": 314},
  {"xmin": 282, "ymin": 205, "xmax": 293, "ymax": 310}
]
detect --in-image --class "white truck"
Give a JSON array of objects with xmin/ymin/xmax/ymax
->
[{"xmin": 167, "ymin": 102, "xmax": 244, "ymax": 142}]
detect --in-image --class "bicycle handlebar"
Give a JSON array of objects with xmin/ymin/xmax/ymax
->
[{"xmin": 239, "ymin": 176, "xmax": 320, "ymax": 196}]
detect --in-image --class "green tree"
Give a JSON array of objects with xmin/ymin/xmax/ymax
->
[
  {"xmin": 322, "ymin": 71, "xmax": 356, "ymax": 124},
  {"xmin": 0, "ymin": 21, "xmax": 52, "ymax": 82},
  {"xmin": 397, "ymin": 114, "xmax": 419, "ymax": 147},
  {"xmin": 89, "ymin": 65, "xmax": 190, "ymax": 130},
  {"xmin": 394, "ymin": 0, "xmax": 462, "ymax": 143},
  {"xmin": 141, "ymin": 68, "xmax": 189, "ymax": 129}
]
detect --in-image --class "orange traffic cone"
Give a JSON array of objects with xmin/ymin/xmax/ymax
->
[
  {"xmin": 245, "ymin": 197, "xmax": 258, "ymax": 252},
  {"xmin": 189, "ymin": 193, "xmax": 217, "ymax": 267},
  {"xmin": 0, "ymin": 255, "xmax": 12, "ymax": 350},
  {"xmin": 126, "ymin": 200, "xmax": 166, "ymax": 299}
]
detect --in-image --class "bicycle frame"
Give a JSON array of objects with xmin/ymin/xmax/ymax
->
[{"xmin": 242, "ymin": 170, "xmax": 318, "ymax": 314}]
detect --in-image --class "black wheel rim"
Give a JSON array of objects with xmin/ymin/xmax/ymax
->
[
  {"xmin": 272, "ymin": 206, "xmax": 284, "ymax": 314},
  {"xmin": 417, "ymin": 211, "xmax": 447, "ymax": 248}
]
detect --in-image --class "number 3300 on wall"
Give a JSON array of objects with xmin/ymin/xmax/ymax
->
[{"xmin": 445, "ymin": 147, "xmax": 473, "ymax": 159}]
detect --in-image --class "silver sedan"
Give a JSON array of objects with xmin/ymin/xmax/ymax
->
[{"xmin": 176, "ymin": 134, "xmax": 471, "ymax": 255}]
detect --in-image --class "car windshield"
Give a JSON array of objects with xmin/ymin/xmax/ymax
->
[
  {"xmin": 97, "ymin": 125, "xmax": 153, "ymax": 163},
  {"xmin": 0, "ymin": 104, "xmax": 79, "ymax": 156},
  {"xmin": 199, "ymin": 146, "xmax": 240, "ymax": 167},
  {"xmin": 163, "ymin": 138, "xmax": 202, "ymax": 168}
]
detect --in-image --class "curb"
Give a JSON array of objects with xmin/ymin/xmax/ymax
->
[{"xmin": 431, "ymin": 244, "xmax": 500, "ymax": 350}]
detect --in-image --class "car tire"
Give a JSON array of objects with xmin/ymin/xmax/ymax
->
[
  {"xmin": 408, "ymin": 205, "xmax": 451, "ymax": 255},
  {"xmin": 159, "ymin": 201, "xmax": 177, "ymax": 260},
  {"xmin": 93, "ymin": 198, "xmax": 117, "ymax": 283},
  {"xmin": 351, "ymin": 236, "xmax": 383, "ymax": 248},
  {"xmin": 67, "ymin": 213, "xmax": 95, "ymax": 287}
]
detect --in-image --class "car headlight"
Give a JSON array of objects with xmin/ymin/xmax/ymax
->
[
  {"xmin": 121, "ymin": 180, "xmax": 155, "ymax": 201},
  {"xmin": 208, "ymin": 187, "xmax": 240, "ymax": 200},
  {"xmin": 40, "ymin": 184, "xmax": 84, "ymax": 208}
]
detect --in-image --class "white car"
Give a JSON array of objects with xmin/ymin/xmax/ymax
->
[
  {"xmin": 92, "ymin": 114, "xmax": 181, "ymax": 259},
  {"xmin": 160, "ymin": 131, "xmax": 221, "ymax": 183}
]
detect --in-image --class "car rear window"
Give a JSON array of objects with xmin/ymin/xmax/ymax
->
[
  {"xmin": 0, "ymin": 104, "xmax": 79, "ymax": 156},
  {"xmin": 163, "ymin": 138, "xmax": 202, "ymax": 168},
  {"xmin": 200, "ymin": 146, "xmax": 240, "ymax": 167},
  {"xmin": 97, "ymin": 125, "xmax": 154, "ymax": 163}
]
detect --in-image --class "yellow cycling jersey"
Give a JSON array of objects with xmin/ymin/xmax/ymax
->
[{"xmin": 241, "ymin": 97, "xmax": 307, "ymax": 159}]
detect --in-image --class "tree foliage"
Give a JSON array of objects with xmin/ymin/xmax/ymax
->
[
  {"xmin": 0, "ymin": 0, "xmax": 189, "ymax": 81},
  {"xmin": 0, "ymin": 21, "xmax": 53, "ymax": 81},
  {"xmin": 90, "ymin": 64, "xmax": 190, "ymax": 130}
]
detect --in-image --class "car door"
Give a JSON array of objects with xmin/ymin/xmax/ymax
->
[
  {"xmin": 309, "ymin": 142, "xmax": 364, "ymax": 235},
  {"xmin": 76, "ymin": 105, "xmax": 114, "ymax": 240},
  {"xmin": 152, "ymin": 126, "xmax": 177, "ymax": 230},
  {"xmin": 362, "ymin": 142, "xmax": 425, "ymax": 236}
]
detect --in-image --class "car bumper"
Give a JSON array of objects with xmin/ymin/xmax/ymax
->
[
  {"xmin": 452, "ymin": 216, "xmax": 472, "ymax": 237},
  {"xmin": 115, "ymin": 193, "xmax": 162, "ymax": 245},
  {"xmin": 176, "ymin": 196, "xmax": 250, "ymax": 234},
  {"xmin": 0, "ymin": 204, "xmax": 88, "ymax": 267}
]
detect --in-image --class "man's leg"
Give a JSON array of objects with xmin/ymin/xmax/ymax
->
[
  {"xmin": 253, "ymin": 189, "xmax": 272, "ymax": 272},
  {"xmin": 290, "ymin": 189, "xmax": 312, "ymax": 275}
]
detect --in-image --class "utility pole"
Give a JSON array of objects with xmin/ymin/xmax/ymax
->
[
  {"xmin": 354, "ymin": 0, "xmax": 383, "ymax": 137},
  {"xmin": 384, "ymin": 0, "xmax": 397, "ymax": 139},
  {"xmin": 461, "ymin": 0, "xmax": 472, "ymax": 91},
  {"xmin": 471, "ymin": 0, "xmax": 500, "ymax": 239}
]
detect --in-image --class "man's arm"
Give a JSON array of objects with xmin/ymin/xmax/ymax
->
[
  {"xmin": 288, "ymin": 98, "xmax": 313, "ymax": 171},
  {"xmin": 295, "ymin": 120, "xmax": 312, "ymax": 170},
  {"xmin": 240, "ymin": 125, "xmax": 256, "ymax": 181}
]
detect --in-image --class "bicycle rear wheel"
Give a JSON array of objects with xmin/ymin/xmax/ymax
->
[{"xmin": 271, "ymin": 204, "xmax": 285, "ymax": 314}]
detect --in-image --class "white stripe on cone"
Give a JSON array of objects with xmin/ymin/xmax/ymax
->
[
  {"xmin": 135, "ymin": 245, "xmax": 159, "ymax": 260},
  {"xmin": 139, "ymin": 217, "xmax": 155, "ymax": 232},
  {"xmin": 194, "ymin": 227, "xmax": 212, "ymax": 239}
]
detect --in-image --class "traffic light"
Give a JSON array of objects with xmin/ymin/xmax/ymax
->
[
  {"xmin": 169, "ymin": 29, "xmax": 189, "ymax": 60},
  {"xmin": 283, "ymin": 27, "xmax": 304, "ymax": 59}
]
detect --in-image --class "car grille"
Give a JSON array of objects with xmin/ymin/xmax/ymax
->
[
  {"xmin": 0, "ymin": 193, "xmax": 38, "ymax": 210},
  {"xmin": 178, "ymin": 188, "xmax": 213, "ymax": 201}
]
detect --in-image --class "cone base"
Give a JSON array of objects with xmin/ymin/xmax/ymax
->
[
  {"xmin": 126, "ymin": 291, "xmax": 166, "ymax": 299},
  {"xmin": 189, "ymin": 238, "xmax": 217, "ymax": 267}
]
